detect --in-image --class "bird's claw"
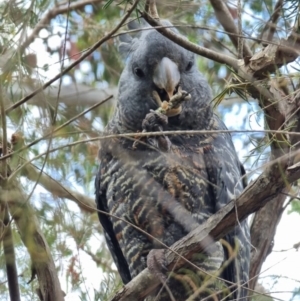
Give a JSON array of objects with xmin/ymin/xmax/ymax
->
[
  {"xmin": 142, "ymin": 110, "xmax": 168, "ymax": 132},
  {"xmin": 147, "ymin": 249, "xmax": 168, "ymax": 283},
  {"xmin": 141, "ymin": 111, "xmax": 171, "ymax": 152}
]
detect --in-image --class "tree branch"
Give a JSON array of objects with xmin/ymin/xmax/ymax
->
[
  {"xmin": 29, "ymin": 83, "xmax": 117, "ymax": 108},
  {"xmin": 249, "ymin": 196, "xmax": 285, "ymax": 291},
  {"xmin": 108, "ymin": 149, "xmax": 300, "ymax": 301},
  {"xmin": 141, "ymin": 10, "xmax": 238, "ymax": 68},
  {"xmin": 0, "ymin": 205, "xmax": 21, "ymax": 301},
  {"xmin": 19, "ymin": 0, "xmax": 104, "ymax": 53},
  {"xmin": 23, "ymin": 162, "xmax": 96, "ymax": 213},
  {"xmin": 260, "ymin": 0, "xmax": 284, "ymax": 44},
  {"xmin": 140, "ymin": 8, "xmax": 300, "ymax": 145},
  {"xmin": 209, "ymin": 0, "xmax": 253, "ymax": 57},
  {"xmin": 5, "ymin": 0, "xmax": 140, "ymax": 114},
  {"xmin": 145, "ymin": 0, "xmax": 159, "ymax": 19},
  {"xmin": 141, "ymin": 10, "xmax": 300, "ymax": 78},
  {"xmin": 248, "ymin": 80, "xmax": 299, "ymax": 291},
  {"xmin": 9, "ymin": 133, "xmax": 96, "ymax": 213},
  {"xmin": 247, "ymin": 10, "xmax": 300, "ymax": 290},
  {"xmin": 1, "ymin": 180, "xmax": 65, "ymax": 301}
]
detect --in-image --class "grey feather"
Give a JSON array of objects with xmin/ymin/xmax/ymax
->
[{"xmin": 96, "ymin": 19, "xmax": 250, "ymax": 300}]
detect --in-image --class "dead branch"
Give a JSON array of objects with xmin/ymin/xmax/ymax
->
[{"xmin": 108, "ymin": 149, "xmax": 300, "ymax": 301}]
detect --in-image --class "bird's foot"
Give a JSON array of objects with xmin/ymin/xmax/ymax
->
[
  {"xmin": 147, "ymin": 249, "xmax": 177, "ymax": 301},
  {"xmin": 142, "ymin": 110, "xmax": 171, "ymax": 152},
  {"xmin": 142, "ymin": 110, "xmax": 168, "ymax": 131},
  {"xmin": 147, "ymin": 249, "xmax": 168, "ymax": 283}
]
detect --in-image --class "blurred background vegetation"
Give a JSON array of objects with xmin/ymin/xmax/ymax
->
[{"xmin": 0, "ymin": 0, "xmax": 299, "ymax": 300}]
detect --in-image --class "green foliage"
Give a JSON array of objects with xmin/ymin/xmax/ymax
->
[{"xmin": 288, "ymin": 199, "xmax": 300, "ymax": 215}]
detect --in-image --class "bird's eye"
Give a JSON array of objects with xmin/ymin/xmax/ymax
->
[
  {"xmin": 133, "ymin": 67, "xmax": 144, "ymax": 78},
  {"xmin": 186, "ymin": 61, "xmax": 193, "ymax": 71}
]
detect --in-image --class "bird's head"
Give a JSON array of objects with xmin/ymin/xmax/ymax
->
[{"xmin": 116, "ymin": 20, "xmax": 212, "ymax": 131}]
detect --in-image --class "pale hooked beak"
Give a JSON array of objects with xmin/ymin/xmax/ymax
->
[{"xmin": 153, "ymin": 57, "xmax": 180, "ymax": 101}]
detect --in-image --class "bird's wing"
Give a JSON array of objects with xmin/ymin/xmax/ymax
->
[
  {"xmin": 95, "ymin": 159, "xmax": 132, "ymax": 284},
  {"xmin": 204, "ymin": 115, "xmax": 250, "ymax": 299},
  {"xmin": 95, "ymin": 146, "xmax": 166, "ymax": 282}
]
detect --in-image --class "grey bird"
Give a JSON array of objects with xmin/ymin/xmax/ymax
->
[{"xmin": 95, "ymin": 20, "xmax": 250, "ymax": 300}]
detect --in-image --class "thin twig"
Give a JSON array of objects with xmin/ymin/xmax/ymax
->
[
  {"xmin": 5, "ymin": 0, "xmax": 140, "ymax": 113},
  {"xmin": 4, "ymin": 128, "xmax": 300, "ymax": 163},
  {"xmin": 145, "ymin": 0, "xmax": 159, "ymax": 19},
  {"xmin": 20, "ymin": 0, "xmax": 104, "ymax": 53},
  {"xmin": 1, "ymin": 205, "xmax": 21, "ymax": 301},
  {"xmin": 140, "ymin": 10, "xmax": 239, "ymax": 69},
  {"xmin": 260, "ymin": 0, "xmax": 284, "ymax": 44},
  {"xmin": 4, "ymin": 95, "xmax": 112, "ymax": 165},
  {"xmin": 209, "ymin": 0, "xmax": 252, "ymax": 57},
  {"xmin": 237, "ymin": 0, "xmax": 243, "ymax": 58},
  {"xmin": 0, "ymin": 85, "xmax": 8, "ymax": 177}
]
